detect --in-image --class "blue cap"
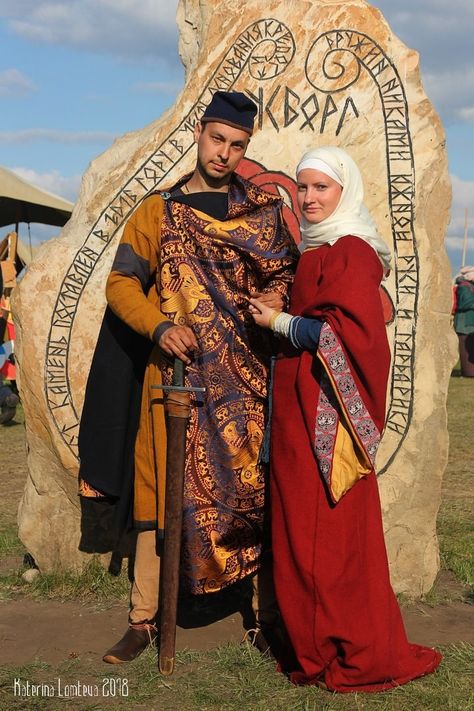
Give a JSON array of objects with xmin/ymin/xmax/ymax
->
[{"xmin": 201, "ymin": 91, "xmax": 257, "ymax": 135}]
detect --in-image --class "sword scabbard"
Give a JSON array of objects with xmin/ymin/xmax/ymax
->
[{"xmin": 158, "ymin": 358, "xmax": 195, "ymax": 676}]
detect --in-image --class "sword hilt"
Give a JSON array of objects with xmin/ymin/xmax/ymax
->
[
  {"xmin": 151, "ymin": 358, "xmax": 206, "ymax": 395},
  {"xmin": 172, "ymin": 358, "xmax": 184, "ymax": 388},
  {"xmin": 151, "ymin": 384, "xmax": 206, "ymax": 394}
]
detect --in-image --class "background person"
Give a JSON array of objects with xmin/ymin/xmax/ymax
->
[
  {"xmin": 453, "ymin": 266, "xmax": 474, "ymax": 377},
  {"xmin": 0, "ymin": 379, "xmax": 19, "ymax": 425}
]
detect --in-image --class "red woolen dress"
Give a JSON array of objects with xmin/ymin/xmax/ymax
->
[{"xmin": 271, "ymin": 236, "xmax": 441, "ymax": 692}]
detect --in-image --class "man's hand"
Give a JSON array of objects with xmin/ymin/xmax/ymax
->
[
  {"xmin": 158, "ymin": 325, "xmax": 198, "ymax": 365},
  {"xmin": 249, "ymin": 298, "xmax": 278, "ymax": 329},
  {"xmin": 251, "ymin": 290, "xmax": 285, "ymax": 311}
]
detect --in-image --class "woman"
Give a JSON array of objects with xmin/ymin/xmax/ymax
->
[{"xmin": 249, "ymin": 146, "xmax": 441, "ymax": 692}]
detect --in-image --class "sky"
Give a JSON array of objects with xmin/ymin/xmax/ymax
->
[{"xmin": 0, "ymin": 0, "xmax": 472, "ymax": 274}]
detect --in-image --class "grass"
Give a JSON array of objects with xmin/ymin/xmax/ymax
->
[
  {"xmin": 0, "ymin": 555, "xmax": 130, "ymax": 602},
  {"xmin": 0, "ymin": 404, "xmax": 131, "ymax": 603},
  {"xmin": 0, "ymin": 643, "xmax": 472, "ymax": 710},
  {"xmin": 0, "ymin": 525, "xmax": 24, "ymax": 557},
  {"xmin": 437, "ymin": 376, "xmax": 474, "ymax": 592},
  {"xmin": 0, "ymin": 378, "xmax": 473, "ymax": 710}
]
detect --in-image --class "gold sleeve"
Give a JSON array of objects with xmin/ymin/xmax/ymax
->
[{"xmin": 105, "ymin": 194, "xmax": 171, "ymax": 341}]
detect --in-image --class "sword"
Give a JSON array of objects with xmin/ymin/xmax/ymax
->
[{"xmin": 151, "ymin": 359, "xmax": 205, "ymax": 676}]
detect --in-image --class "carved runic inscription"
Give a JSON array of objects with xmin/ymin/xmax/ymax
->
[{"xmin": 46, "ymin": 22, "xmax": 418, "ymax": 475}]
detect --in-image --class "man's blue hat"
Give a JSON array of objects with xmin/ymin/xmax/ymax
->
[{"xmin": 201, "ymin": 91, "xmax": 257, "ymax": 135}]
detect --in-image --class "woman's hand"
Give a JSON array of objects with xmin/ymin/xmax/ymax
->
[
  {"xmin": 249, "ymin": 297, "xmax": 279, "ymax": 329},
  {"xmin": 251, "ymin": 290, "xmax": 285, "ymax": 311}
]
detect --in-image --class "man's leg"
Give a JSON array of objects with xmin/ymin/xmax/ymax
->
[
  {"xmin": 244, "ymin": 551, "xmax": 286, "ymax": 656},
  {"xmin": 129, "ymin": 530, "xmax": 160, "ymax": 623},
  {"xmin": 103, "ymin": 530, "xmax": 160, "ymax": 663},
  {"xmin": 251, "ymin": 553, "xmax": 280, "ymax": 630}
]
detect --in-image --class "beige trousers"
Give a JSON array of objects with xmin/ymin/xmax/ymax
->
[
  {"xmin": 129, "ymin": 529, "xmax": 279, "ymax": 629},
  {"xmin": 129, "ymin": 531, "xmax": 161, "ymax": 624}
]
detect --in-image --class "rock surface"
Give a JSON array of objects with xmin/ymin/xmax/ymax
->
[{"xmin": 13, "ymin": 0, "xmax": 456, "ymax": 594}]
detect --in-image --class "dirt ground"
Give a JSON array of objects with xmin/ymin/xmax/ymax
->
[
  {"xmin": 0, "ymin": 572, "xmax": 473, "ymax": 668},
  {"xmin": 0, "ymin": 414, "xmax": 473, "ymax": 670}
]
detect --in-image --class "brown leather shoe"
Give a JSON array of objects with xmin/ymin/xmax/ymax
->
[
  {"xmin": 242, "ymin": 627, "xmax": 273, "ymax": 657},
  {"xmin": 242, "ymin": 623, "xmax": 291, "ymax": 662},
  {"xmin": 103, "ymin": 623, "xmax": 157, "ymax": 664}
]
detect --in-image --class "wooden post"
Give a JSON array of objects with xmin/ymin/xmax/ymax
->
[{"xmin": 461, "ymin": 208, "xmax": 469, "ymax": 268}]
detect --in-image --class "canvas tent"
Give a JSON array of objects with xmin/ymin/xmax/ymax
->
[
  {"xmin": 0, "ymin": 232, "xmax": 37, "ymax": 279},
  {"xmin": 1, "ymin": 167, "xmax": 74, "ymax": 382},
  {"xmin": 0, "ymin": 165, "xmax": 74, "ymax": 228}
]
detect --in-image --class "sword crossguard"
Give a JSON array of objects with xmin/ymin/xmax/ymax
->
[{"xmin": 151, "ymin": 384, "xmax": 206, "ymax": 394}]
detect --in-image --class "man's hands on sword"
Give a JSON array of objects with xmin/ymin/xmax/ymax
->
[{"xmin": 158, "ymin": 326, "xmax": 198, "ymax": 365}]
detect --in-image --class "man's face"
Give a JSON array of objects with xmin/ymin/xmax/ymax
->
[{"xmin": 194, "ymin": 121, "xmax": 250, "ymax": 184}]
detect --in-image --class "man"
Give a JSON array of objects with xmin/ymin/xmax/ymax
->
[{"xmin": 79, "ymin": 91, "xmax": 298, "ymax": 663}]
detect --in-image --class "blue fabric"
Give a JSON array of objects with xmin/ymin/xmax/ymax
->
[
  {"xmin": 201, "ymin": 91, "xmax": 257, "ymax": 133},
  {"xmin": 259, "ymin": 318, "xmax": 321, "ymax": 465},
  {"xmin": 259, "ymin": 355, "xmax": 275, "ymax": 465},
  {"xmin": 0, "ymin": 384, "xmax": 14, "ymax": 407},
  {"xmin": 153, "ymin": 321, "xmax": 174, "ymax": 344},
  {"xmin": 111, "ymin": 243, "xmax": 150, "ymax": 290},
  {"xmin": 288, "ymin": 316, "xmax": 322, "ymax": 350}
]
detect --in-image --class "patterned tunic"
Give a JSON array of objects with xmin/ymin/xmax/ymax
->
[{"xmin": 105, "ymin": 174, "xmax": 297, "ymax": 593}]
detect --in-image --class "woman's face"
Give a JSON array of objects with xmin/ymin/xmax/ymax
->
[{"xmin": 296, "ymin": 168, "xmax": 343, "ymax": 223}]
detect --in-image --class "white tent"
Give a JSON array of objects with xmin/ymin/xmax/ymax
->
[{"xmin": 0, "ymin": 166, "xmax": 74, "ymax": 228}]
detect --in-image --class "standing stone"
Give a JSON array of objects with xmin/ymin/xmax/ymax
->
[{"xmin": 14, "ymin": 0, "xmax": 457, "ymax": 594}]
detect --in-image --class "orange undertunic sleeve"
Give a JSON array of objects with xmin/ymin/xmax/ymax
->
[{"xmin": 105, "ymin": 193, "xmax": 169, "ymax": 341}]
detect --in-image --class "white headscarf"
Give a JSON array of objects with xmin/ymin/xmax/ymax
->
[{"xmin": 296, "ymin": 146, "xmax": 392, "ymax": 271}]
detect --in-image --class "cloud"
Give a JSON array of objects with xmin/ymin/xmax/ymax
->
[
  {"xmin": 375, "ymin": 0, "xmax": 474, "ymax": 62},
  {"xmin": 0, "ymin": 68, "xmax": 36, "ymax": 96},
  {"xmin": 451, "ymin": 174, "xmax": 474, "ymax": 209},
  {"xmin": 3, "ymin": 1, "xmax": 468, "ymax": 127},
  {"xmin": 423, "ymin": 68, "xmax": 474, "ymax": 125},
  {"xmin": 445, "ymin": 175, "xmax": 474, "ymax": 268},
  {"xmin": 0, "ymin": 0, "xmax": 180, "ymax": 63},
  {"xmin": 458, "ymin": 107, "xmax": 474, "ymax": 123},
  {"xmin": 10, "ymin": 166, "xmax": 81, "ymax": 203},
  {"xmin": 374, "ymin": 1, "xmax": 473, "ymax": 126},
  {"xmin": 0, "ymin": 129, "xmax": 117, "ymax": 144}
]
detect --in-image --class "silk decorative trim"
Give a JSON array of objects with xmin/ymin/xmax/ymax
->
[{"xmin": 314, "ymin": 322, "xmax": 381, "ymax": 502}]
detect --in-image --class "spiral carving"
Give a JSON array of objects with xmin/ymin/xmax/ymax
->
[
  {"xmin": 307, "ymin": 46, "xmax": 361, "ymax": 93},
  {"xmin": 45, "ymin": 25, "xmax": 417, "ymax": 475}
]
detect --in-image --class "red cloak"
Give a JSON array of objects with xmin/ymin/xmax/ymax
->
[{"xmin": 270, "ymin": 236, "xmax": 441, "ymax": 692}]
